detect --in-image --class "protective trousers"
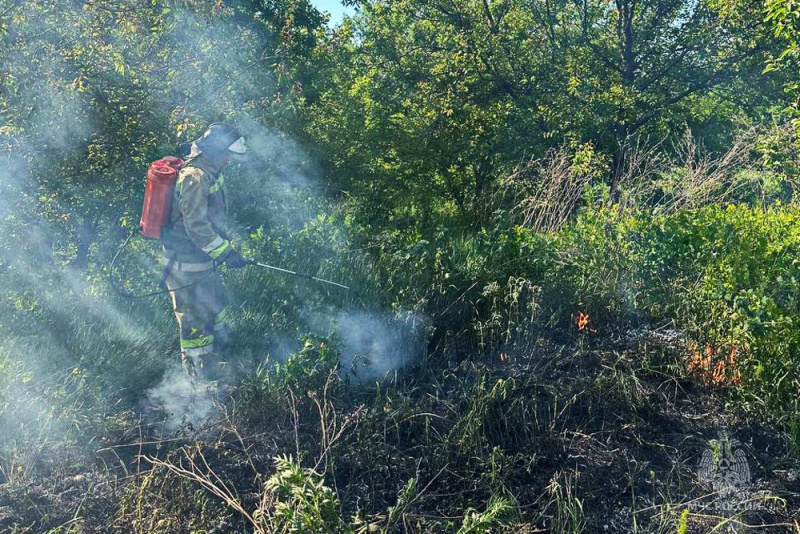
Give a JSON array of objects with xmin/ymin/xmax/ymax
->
[{"xmin": 166, "ymin": 264, "xmax": 232, "ymax": 365}]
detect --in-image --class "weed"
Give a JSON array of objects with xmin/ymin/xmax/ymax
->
[
  {"xmin": 457, "ymin": 495, "xmax": 518, "ymax": 534},
  {"xmin": 542, "ymin": 470, "xmax": 586, "ymax": 534},
  {"xmin": 675, "ymin": 508, "xmax": 689, "ymax": 534}
]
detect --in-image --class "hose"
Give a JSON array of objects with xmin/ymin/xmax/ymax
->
[{"xmin": 110, "ymin": 229, "xmax": 216, "ymax": 299}]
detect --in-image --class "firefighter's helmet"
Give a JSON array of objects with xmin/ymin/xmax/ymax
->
[{"xmin": 195, "ymin": 123, "xmax": 246, "ymax": 159}]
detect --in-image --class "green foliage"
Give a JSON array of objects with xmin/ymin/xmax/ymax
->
[
  {"xmin": 675, "ymin": 508, "xmax": 690, "ymax": 534},
  {"xmin": 236, "ymin": 333, "xmax": 341, "ymax": 425},
  {"xmin": 544, "ymin": 201, "xmax": 800, "ymax": 421},
  {"xmin": 456, "ymin": 496, "xmax": 517, "ymax": 534},
  {"xmin": 2, "ymin": 0, "xmax": 800, "ymax": 531},
  {"xmin": 276, "ymin": 334, "xmax": 341, "ymax": 391},
  {"xmin": 544, "ymin": 471, "xmax": 586, "ymax": 534},
  {"xmin": 0, "ymin": 0, "xmax": 322, "ymax": 279},
  {"xmin": 382, "ymin": 478, "xmax": 418, "ymax": 532},
  {"xmin": 765, "ymin": 0, "xmax": 800, "ymax": 119},
  {"xmin": 298, "ymin": 0, "xmax": 782, "ymax": 234},
  {"xmin": 755, "ymin": 123, "xmax": 800, "ymax": 182},
  {"xmin": 256, "ymin": 454, "xmax": 518, "ymax": 534},
  {"xmin": 262, "ymin": 454, "xmax": 350, "ymax": 534}
]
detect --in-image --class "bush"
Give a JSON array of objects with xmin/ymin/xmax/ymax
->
[{"xmin": 542, "ymin": 202, "xmax": 800, "ymax": 424}]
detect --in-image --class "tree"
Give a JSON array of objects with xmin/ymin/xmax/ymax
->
[
  {"xmin": 0, "ymin": 0, "xmax": 323, "ymax": 271},
  {"xmin": 766, "ymin": 0, "xmax": 800, "ymax": 121},
  {"xmin": 300, "ymin": 0, "xmax": 784, "ymax": 230}
]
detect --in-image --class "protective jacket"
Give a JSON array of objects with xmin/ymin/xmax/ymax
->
[
  {"xmin": 162, "ymin": 150, "xmax": 231, "ymax": 265},
  {"xmin": 161, "ymin": 148, "xmax": 234, "ymax": 363}
]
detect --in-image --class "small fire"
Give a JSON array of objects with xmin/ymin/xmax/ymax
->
[
  {"xmin": 574, "ymin": 311, "xmax": 597, "ymax": 333},
  {"xmin": 687, "ymin": 343, "xmax": 742, "ymax": 386}
]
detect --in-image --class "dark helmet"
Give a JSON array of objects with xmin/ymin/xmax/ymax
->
[{"xmin": 194, "ymin": 123, "xmax": 246, "ymax": 159}]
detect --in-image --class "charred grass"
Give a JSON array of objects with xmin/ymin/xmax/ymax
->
[{"xmin": 1, "ymin": 329, "xmax": 798, "ymax": 534}]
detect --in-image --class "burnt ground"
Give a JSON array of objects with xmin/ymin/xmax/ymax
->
[{"xmin": 0, "ymin": 328, "xmax": 798, "ymax": 533}]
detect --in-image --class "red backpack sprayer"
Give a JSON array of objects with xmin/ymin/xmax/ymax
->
[{"xmin": 140, "ymin": 156, "xmax": 183, "ymax": 240}]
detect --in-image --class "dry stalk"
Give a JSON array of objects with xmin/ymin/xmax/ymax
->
[
  {"xmin": 659, "ymin": 129, "xmax": 755, "ymax": 212},
  {"xmin": 143, "ymin": 445, "xmax": 267, "ymax": 534},
  {"xmin": 613, "ymin": 136, "xmax": 669, "ymax": 206},
  {"xmin": 219, "ymin": 402, "xmax": 261, "ymax": 474},
  {"xmin": 619, "ymin": 128, "xmax": 774, "ymax": 212},
  {"xmin": 310, "ymin": 370, "xmax": 367, "ymax": 475},
  {"xmin": 510, "ymin": 146, "xmax": 596, "ymax": 233},
  {"xmin": 509, "ymin": 127, "xmax": 783, "ymax": 229},
  {"xmin": 288, "ymin": 387, "xmax": 302, "ymax": 462}
]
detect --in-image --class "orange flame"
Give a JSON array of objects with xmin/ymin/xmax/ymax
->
[
  {"xmin": 575, "ymin": 311, "xmax": 597, "ymax": 333},
  {"xmin": 687, "ymin": 344, "xmax": 741, "ymax": 386}
]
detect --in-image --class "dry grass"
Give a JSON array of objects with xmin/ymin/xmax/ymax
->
[
  {"xmin": 506, "ymin": 126, "xmax": 797, "ymax": 234},
  {"xmin": 509, "ymin": 145, "xmax": 601, "ymax": 233}
]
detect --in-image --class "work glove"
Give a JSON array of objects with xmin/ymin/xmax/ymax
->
[{"xmin": 218, "ymin": 247, "xmax": 249, "ymax": 269}]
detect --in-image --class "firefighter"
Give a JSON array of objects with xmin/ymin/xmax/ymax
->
[{"xmin": 161, "ymin": 123, "xmax": 249, "ymax": 381}]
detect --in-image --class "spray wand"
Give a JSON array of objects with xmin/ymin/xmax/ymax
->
[
  {"xmin": 246, "ymin": 260, "xmax": 368, "ymax": 311},
  {"xmin": 111, "ymin": 231, "xmax": 356, "ymax": 299},
  {"xmin": 248, "ymin": 261, "xmax": 353, "ymax": 292}
]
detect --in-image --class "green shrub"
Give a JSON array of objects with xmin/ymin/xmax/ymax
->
[
  {"xmin": 263, "ymin": 454, "xmax": 351, "ymax": 534},
  {"xmin": 543, "ymin": 202, "xmax": 800, "ymax": 424}
]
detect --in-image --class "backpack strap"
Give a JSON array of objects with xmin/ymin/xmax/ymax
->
[{"xmin": 159, "ymin": 251, "xmax": 177, "ymax": 290}]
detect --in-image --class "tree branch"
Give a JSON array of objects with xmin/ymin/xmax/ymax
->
[{"xmin": 482, "ymin": 0, "xmax": 496, "ymax": 31}]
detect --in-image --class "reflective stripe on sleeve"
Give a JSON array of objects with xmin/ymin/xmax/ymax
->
[
  {"xmin": 202, "ymin": 237, "xmax": 231, "ymax": 260},
  {"xmin": 201, "ymin": 236, "xmax": 225, "ymax": 253},
  {"xmin": 209, "ymin": 175, "xmax": 225, "ymax": 194}
]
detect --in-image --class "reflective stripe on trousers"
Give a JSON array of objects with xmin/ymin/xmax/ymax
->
[
  {"xmin": 182, "ymin": 342, "xmax": 214, "ymax": 358},
  {"xmin": 166, "ymin": 267, "xmax": 228, "ymax": 359}
]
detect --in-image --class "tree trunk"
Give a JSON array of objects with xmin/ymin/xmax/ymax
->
[
  {"xmin": 610, "ymin": 138, "xmax": 627, "ymax": 204},
  {"xmin": 71, "ymin": 216, "xmax": 95, "ymax": 270}
]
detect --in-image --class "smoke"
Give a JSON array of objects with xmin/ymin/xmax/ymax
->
[
  {"xmin": 155, "ymin": 7, "xmax": 279, "ymax": 122},
  {"xmin": 230, "ymin": 119, "xmax": 321, "ymax": 232},
  {"xmin": 144, "ymin": 365, "xmax": 219, "ymax": 433},
  {"xmin": 329, "ymin": 310, "xmax": 429, "ymax": 383},
  {"xmin": 228, "ymin": 120, "xmax": 431, "ymax": 383},
  {"xmin": 30, "ymin": 84, "xmax": 91, "ymax": 152},
  {"xmin": 0, "ymin": 1, "xmax": 164, "ymax": 462},
  {"xmin": 296, "ymin": 304, "xmax": 429, "ymax": 383},
  {"xmin": 0, "ymin": 0, "xmax": 429, "ymax": 459}
]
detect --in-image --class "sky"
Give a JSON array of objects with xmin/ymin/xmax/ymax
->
[{"xmin": 309, "ymin": 0, "xmax": 356, "ymax": 26}]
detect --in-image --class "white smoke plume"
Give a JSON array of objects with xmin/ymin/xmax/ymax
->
[
  {"xmin": 144, "ymin": 365, "xmax": 219, "ymax": 433},
  {"xmin": 0, "ymin": 0, "xmax": 429, "ymax": 452},
  {"xmin": 304, "ymin": 309, "xmax": 430, "ymax": 383}
]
